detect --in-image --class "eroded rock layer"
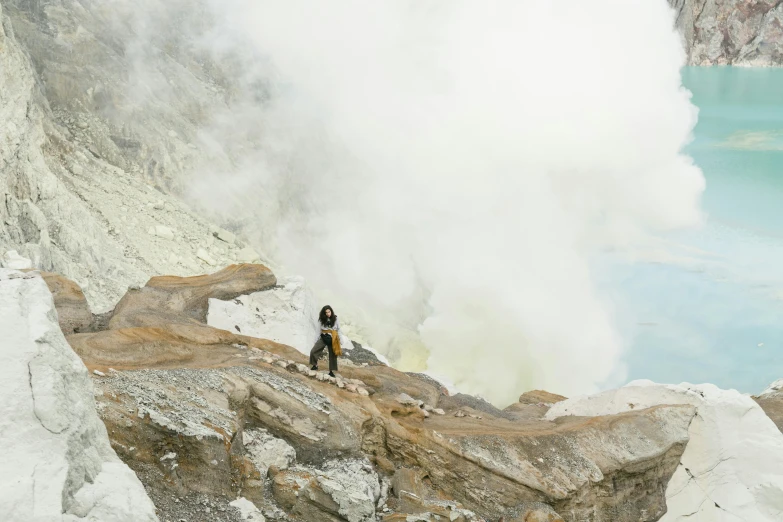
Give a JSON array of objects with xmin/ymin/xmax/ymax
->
[{"xmin": 58, "ymin": 264, "xmax": 697, "ymax": 521}]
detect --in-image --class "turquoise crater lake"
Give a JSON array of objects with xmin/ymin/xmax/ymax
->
[{"xmin": 611, "ymin": 67, "xmax": 783, "ymax": 394}]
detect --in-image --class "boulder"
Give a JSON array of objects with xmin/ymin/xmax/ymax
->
[
  {"xmin": 196, "ymin": 248, "xmax": 217, "ymax": 266},
  {"xmin": 208, "ymin": 275, "xmax": 320, "ymax": 354},
  {"xmin": 237, "ymin": 247, "xmax": 262, "ymax": 263},
  {"xmin": 547, "ymin": 380, "xmax": 783, "ymax": 522},
  {"xmin": 2, "ymin": 250, "xmax": 32, "ymax": 269},
  {"xmin": 229, "ymin": 497, "xmax": 266, "ymax": 521},
  {"xmin": 0, "ymin": 269, "xmax": 158, "ymax": 521},
  {"xmin": 215, "ymin": 229, "xmax": 237, "ymax": 244},
  {"xmin": 243, "ymin": 428, "xmax": 297, "ymax": 477},
  {"xmin": 272, "ymin": 460, "xmax": 380, "ymax": 522},
  {"xmin": 518, "ymin": 390, "xmax": 567, "ymax": 406},
  {"xmin": 504, "ymin": 502, "xmax": 565, "ymax": 522},
  {"xmin": 150, "ymin": 225, "xmax": 175, "ymax": 240}
]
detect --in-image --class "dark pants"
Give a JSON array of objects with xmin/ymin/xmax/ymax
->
[{"xmin": 310, "ymin": 336, "xmax": 337, "ymax": 371}]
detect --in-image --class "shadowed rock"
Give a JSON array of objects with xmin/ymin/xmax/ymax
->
[{"xmin": 35, "ymin": 271, "xmax": 93, "ymax": 334}]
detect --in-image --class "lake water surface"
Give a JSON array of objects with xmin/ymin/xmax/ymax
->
[{"xmin": 615, "ymin": 67, "xmax": 783, "ymax": 393}]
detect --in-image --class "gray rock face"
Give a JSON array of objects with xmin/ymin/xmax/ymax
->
[
  {"xmin": 670, "ymin": 0, "xmax": 783, "ymax": 65},
  {"xmin": 0, "ymin": 1, "xmax": 254, "ymax": 311}
]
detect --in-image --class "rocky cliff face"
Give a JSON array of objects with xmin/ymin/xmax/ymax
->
[{"xmin": 670, "ymin": 0, "xmax": 783, "ymax": 65}]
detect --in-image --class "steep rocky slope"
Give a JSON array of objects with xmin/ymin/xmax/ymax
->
[
  {"xmin": 49, "ymin": 264, "xmax": 698, "ymax": 522},
  {"xmin": 0, "ymin": 1, "xmax": 264, "ymax": 311},
  {"xmin": 670, "ymin": 0, "xmax": 783, "ymax": 65}
]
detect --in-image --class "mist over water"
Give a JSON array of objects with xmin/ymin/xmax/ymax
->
[{"xmin": 181, "ymin": 1, "xmax": 705, "ymax": 405}]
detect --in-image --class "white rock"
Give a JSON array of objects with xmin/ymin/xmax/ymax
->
[
  {"xmin": 242, "ymin": 428, "xmax": 296, "ymax": 477},
  {"xmin": 2, "ymin": 250, "xmax": 32, "ymax": 270},
  {"xmin": 207, "ymin": 276, "xmax": 323, "ymax": 354},
  {"xmin": 546, "ymin": 380, "xmax": 783, "ymax": 522},
  {"xmin": 396, "ymin": 393, "xmax": 419, "ymax": 406},
  {"xmin": 229, "ymin": 497, "xmax": 266, "ymax": 521},
  {"xmin": 215, "ymin": 229, "xmax": 236, "ymax": 244},
  {"xmin": 236, "ymin": 246, "xmax": 261, "ymax": 263},
  {"xmin": 197, "ymin": 248, "xmax": 217, "ymax": 266},
  {"xmin": 154, "ymin": 225, "xmax": 175, "ymax": 240},
  {"xmin": 759, "ymin": 379, "xmax": 783, "ymax": 397},
  {"xmin": 0, "ymin": 270, "xmax": 158, "ymax": 521}
]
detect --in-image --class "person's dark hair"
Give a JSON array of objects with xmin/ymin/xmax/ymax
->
[{"xmin": 319, "ymin": 305, "xmax": 336, "ymax": 327}]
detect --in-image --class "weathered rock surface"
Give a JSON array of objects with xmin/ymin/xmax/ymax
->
[
  {"xmin": 0, "ymin": 1, "xmax": 257, "ymax": 312},
  {"xmin": 0, "ymin": 269, "xmax": 158, "ymax": 521},
  {"xmin": 208, "ymin": 275, "xmax": 321, "ymax": 354},
  {"xmin": 669, "ymin": 0, "xmax": 783, "ymax": 65},
  {"xmin": 109, "ymin": 263, "xmax": 276, "ymax": 329},
  {"xmin": 754, "ymin": 378, "xmax": 783, "ymax": 433},
  {"xmin": 548, "ymin": 380, "xmax": 783, "ymax": 522},
  {"xmin": 57, "ymin": 266, "xmax": 699, "ymax": 521},
  {"xmin": 33, "ymin": 270, "xmax": 94, "ymax": 334},
  {"xmin": 518, "ymin": 390, "xmax": 568, "ymax": 406}
]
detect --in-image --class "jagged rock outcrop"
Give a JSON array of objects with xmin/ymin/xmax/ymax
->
[
  {"xmin": 0, "ymin": 269, "xmax": 158, "ymax": 521},
  {"xmin": 547, "ymin": 380, "xmax": 783, "ymax": 522},
  {"xmin": 669, "ymin": 0, "xmax": 783, "ymax": 65},
  {"xmin": 58, "ymin": 264, "xmax": 697, "ymax": 521},
  {"xmin": 108, "ymin": 263, "xmax": 276, "ymax": 329}
]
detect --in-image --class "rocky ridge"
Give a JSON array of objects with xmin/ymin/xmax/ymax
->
[
  {"xmin": 27, "ymin": 264, "xmax": 701, "ymax": 522},
  {"xmin": 10, "ymin": 263, "xmax": 783, "ymax": 521}
]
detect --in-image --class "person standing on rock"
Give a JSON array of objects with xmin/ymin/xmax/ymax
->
[{"xmin": 310, "ymin": 305, "xmax": 342, "ymax": 377}]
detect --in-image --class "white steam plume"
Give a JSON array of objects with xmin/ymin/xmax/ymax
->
[{"xmin": 187, "ymin": 0, "xmax": 704, "ymax": 405}]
